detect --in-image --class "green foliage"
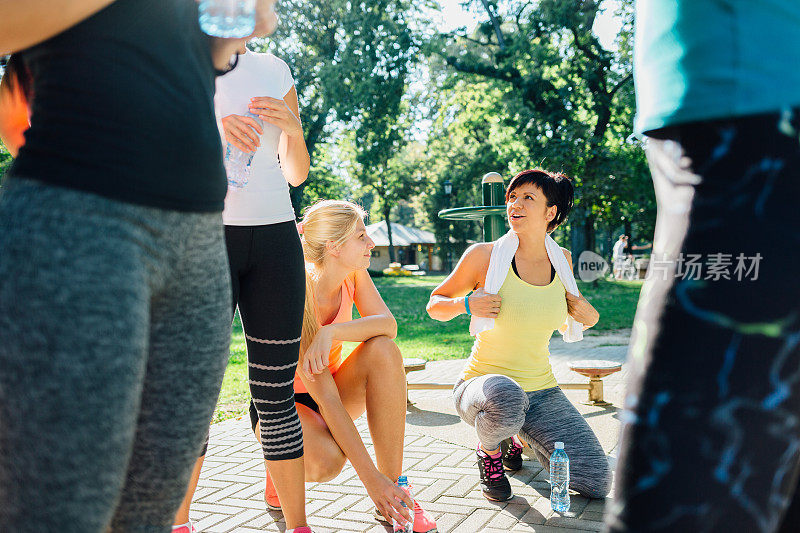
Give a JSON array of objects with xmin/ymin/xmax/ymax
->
[
  {"xmin": 422, "ymin": 0, "xmax": 654, "ymax": 255},
  {"xmin": 0, "ymin": 140, "xmax": 11, "ymax": 183},
  {"xmin": 251, "ymin": 0, "xmax": 431, "ymax": 216}
]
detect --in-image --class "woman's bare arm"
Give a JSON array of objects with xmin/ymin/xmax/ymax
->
[
  {"xmin": 0, "ymin": 70, "xmax": 30, "ymax": 156},
  {"xmin": 426, "ymin": 243, "xmax": 502, "ymax": 321},
  {"xmin": 277, "ymin": 86, "xmax": 309, "ymax": 187}
]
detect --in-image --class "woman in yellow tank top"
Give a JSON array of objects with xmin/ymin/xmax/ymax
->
[{"xmin": 427, "ymin": 169, "xmax": 611, "ymax": 502}]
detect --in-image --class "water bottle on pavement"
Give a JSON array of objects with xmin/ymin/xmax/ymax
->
[
  {"xmin": 550, "ymin": 442, "xmax": 570, "ymax": 512},
  {"xmin": 224, "ymin": 111, "xmax": 263, "ymax": 189},
  {"xmin": 199, "ymin": 0, "xmax": 257, "ymax": 38},
  {"xmin": 392, "ymin": 475, "xmax": 414, "ymax": 533}
]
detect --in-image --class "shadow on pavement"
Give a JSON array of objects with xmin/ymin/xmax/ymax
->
[{"xmin": 405, "ymin": 403, "xmax": 462, "ymax": 426}]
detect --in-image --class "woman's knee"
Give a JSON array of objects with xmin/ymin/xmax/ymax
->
[
  {"xmin": 478, "ymin": 375, "xmax": 528, "ymax": 414},
  {"xmin": 306, "ymin": 449, "xmax": 347, "ymax": 482},
  {"xmin": 460, "ymin": 375, "xmax": 528, "ymax": 433},
  {"xmin": 362, "ymin": 335, "xmax": 403, "ymax": 369},
  {"xmin": 571, "ymin": 457, "xmax": 612, "ymax": 499}
]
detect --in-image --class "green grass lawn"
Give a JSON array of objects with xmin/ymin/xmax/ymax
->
[{"xmin": 213, "ymin": 275, "xmax": 643, "ymax": 423}]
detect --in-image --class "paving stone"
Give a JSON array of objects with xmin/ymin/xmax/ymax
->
[
  {"xmin": 193, "ymin": 353, "xmax": 621, "ymax": 532},
  {"xmin": 450, "ymin": 508, "xmax": 496, "ymax": 532}
]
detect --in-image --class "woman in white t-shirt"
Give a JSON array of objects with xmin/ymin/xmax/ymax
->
[{"xmin": 173, "ymin": 43, "xmax": 312, "ymax": 533}]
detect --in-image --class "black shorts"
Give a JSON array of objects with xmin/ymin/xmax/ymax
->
[{"xmin": 249, "ymin": 392, "xmax": 319, "ymax": 434}]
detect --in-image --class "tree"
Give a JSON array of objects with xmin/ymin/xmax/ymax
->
[
  {"xmin": 428, "ymin": 0, "xmax": 651, "ymax": 260},
  {"xmin": 252, "ymin": 0, "xmax": 427, "ymax": 216}
]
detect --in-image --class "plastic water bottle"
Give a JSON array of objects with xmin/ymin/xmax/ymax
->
[
  {"xmin": 224, "ymin": 112, "xmax": 263, "ymax": 189},
  {"xmin": 199, "ymin": 0, "xmax": 256, "ymax": 38},
  {"xmin": 550, "ymin": 442, "xmax": 570, "ymax": 512},
  {"xmin": 392, "ymin": 475, "xmax": 414, "ymax": 533}
]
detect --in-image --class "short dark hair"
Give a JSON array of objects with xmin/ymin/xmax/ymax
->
[{"xmin": 505, "ymin": 169, "xmax": 574, "ymax": 232}]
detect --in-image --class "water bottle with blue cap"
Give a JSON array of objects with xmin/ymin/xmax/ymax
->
[{"xmin": 199, "ymin": 0, "xmax": 256, "ymax": 38}]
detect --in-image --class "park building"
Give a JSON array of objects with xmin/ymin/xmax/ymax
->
[{"xmin": 365, "ymin": 221, "xmax": 441, "ymax": 273}]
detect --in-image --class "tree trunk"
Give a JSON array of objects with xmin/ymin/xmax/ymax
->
[
  {"xmin": 584, "ymin": 213, "xmax": 596, "ymax": 253},
  {"xmin": 384, "ymin": 206, "xmax": 396, "ymax": 263},
  {"xmin": 570, "ymin": 207, "xmax": 585, "ymax": 270},
  {"xmin": 289, "ymin": 110, "xmax": 330, "ymax": 218}
]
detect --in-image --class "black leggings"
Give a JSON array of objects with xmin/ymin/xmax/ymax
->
[
  {"xmin": 606, "ymin": 109, "xmax": 800, "ymax": 532},
  {"xmin": 226, "ymin": 221, "xmax": 305, "ymax": 461}
]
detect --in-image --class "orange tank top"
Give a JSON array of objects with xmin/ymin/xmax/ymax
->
[{"xmin": 294, "ymin": 270, "xmax": 356, "ymax": 394}]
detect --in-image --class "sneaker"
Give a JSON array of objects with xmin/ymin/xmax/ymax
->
[
  {"xmin": 285, "ymin": 528, "xmax": 313, "ymax": 533},
  {"xmin": 500, "ymin": 436, "xmax": 524, "ymax": 472},
  {"xmin": 477, "ymin": 446, "xmax": 513, "ymax": 501},
  {"xmin": 171, "ymin": 522, "xmax": 196, "ymax": 533},
  {"xmin": 264, "ymin": 469, "xmax": 281, "ymax": 511},
  {"xmin": 374, "ymin": 499, "xmax": 438, "ymax": 533}
]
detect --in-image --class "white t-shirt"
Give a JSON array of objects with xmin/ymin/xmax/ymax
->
[{"xmin": 215, "ymin": 50, "xmax": 296, "ymax": 226}]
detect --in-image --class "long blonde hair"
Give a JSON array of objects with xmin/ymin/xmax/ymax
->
[{"xmin": 298, "ymin": 200, "xmax": 367, "ymax": 355}]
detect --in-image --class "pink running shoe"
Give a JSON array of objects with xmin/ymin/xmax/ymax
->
[
  {"xmin": 264, "ymin": 469, "xmax": 281, "ymax": 511},
  {"xmin": 285, "ymin": 528, "xmax": 313, "ymax": 533},
  {"xmin": 410, "ymin": 499, "xmax": 438, "ymax": 533},
  {"xmin": 376, "ymin": 499, "xmax": 438, "ymax": 532},
  {"xmin": 171, "ymin": 522, "xmax": 196, "ymax": 533}
]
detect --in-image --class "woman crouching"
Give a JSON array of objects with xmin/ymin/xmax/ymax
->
[{"xmin": 252, "ymin": 200, "xmax": 438, "ymax": 532}]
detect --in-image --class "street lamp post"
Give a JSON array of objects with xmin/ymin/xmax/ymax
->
[{"xmin": 443, "ymin": 180, "xmax": 453, "ymax": 272}]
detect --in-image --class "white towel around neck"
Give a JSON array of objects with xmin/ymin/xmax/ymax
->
[{"xmin": 469, "ymin": 231, "xmax": 584, "ymax": 342}]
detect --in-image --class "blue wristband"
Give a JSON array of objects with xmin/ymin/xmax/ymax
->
[{"xmin": 464, "ymin": 292, "xmax": 473, "ymax": 316}]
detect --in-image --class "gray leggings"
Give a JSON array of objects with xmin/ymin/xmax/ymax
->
[
  {"xmin": 454, "ymin": 374, "xmax": 612, "ymax": 499},
  {"xmin": 0, "ymin": 179, "xmax": 232, "ymax": 532}
]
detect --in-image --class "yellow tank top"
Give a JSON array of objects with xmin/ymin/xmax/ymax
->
[{"xmin": 461, "ymin": 266, "xmax": 568, "ymax": 392}]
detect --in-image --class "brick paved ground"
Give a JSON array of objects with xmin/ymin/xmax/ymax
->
[{"xmin": 191, "ymin": 329, "xmax": 631, "ymax": 532}]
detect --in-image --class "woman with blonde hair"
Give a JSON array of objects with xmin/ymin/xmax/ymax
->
[{"xmin": 252, "ymin": 199, "xmax": 438, "ymax": 532}]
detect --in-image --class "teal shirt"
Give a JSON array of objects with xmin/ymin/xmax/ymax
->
[{"xmin": 634, "ymin": 1, "xmax": 800, "ymax": 134}]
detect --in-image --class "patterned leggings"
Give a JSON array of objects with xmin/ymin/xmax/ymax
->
[
  {"xmin": 226, "ymin": 222, "xmax": 305, "ymax": 461},
  {"xmin": 454, "ymin": 375, "xmax": 611, "ymax": 499},
  {"xmin": 607, "ymin": 109, "xmax": 800, "ymax": 532}
]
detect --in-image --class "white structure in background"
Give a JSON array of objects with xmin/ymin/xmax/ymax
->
[{"xmin": 366, "ymin": 221, "xmax": 441, "ymax": 272}]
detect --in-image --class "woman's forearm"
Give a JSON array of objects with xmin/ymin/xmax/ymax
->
[
  {"xmin": 0, "ymin": 0, "xmax": 115, "ymax": 54},
  {"xmin": 426, "ymin": 294, "xmax": 467, "ymax": 322},
  {"xmin": 325, "ymin": 314, "xmax": 397, "ymax": 342},
  {"xmin": 279, "ymin": 133, "xmax": 309, "ymax": 187}
]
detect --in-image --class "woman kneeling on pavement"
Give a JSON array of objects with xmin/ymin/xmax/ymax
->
[
  {"xmin": 251, "ymin": 200, "xmax": 438, "ymax": 532},
  {"xmin": 426, "ymin": 169, "xmax": 611, "ymax": 501}
]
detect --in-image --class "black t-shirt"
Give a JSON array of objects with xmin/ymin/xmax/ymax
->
[{"xmin": 9, "ymin": 0, "xmax": 227, "ymax": 212}]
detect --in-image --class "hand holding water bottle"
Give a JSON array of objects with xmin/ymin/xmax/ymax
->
[
  {"xmin": 392, "ymin": 475, "xmax": 414, "ymax": 533},
  {"xmin": 223, "ymin": 111, "xmax": 263, "ymax": 188},
  {"xmin": 222, "ymin": 113, "xmax": 264, "ymax": 153},
  {"xmin": 364, "ymin": 470, "xmax": 413, "ymax": 528},
  {"xmin": 249, "ymin": 96, "xmax": 303, "ymax": 139}
]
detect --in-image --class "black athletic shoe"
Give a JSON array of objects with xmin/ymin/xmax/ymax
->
[
  {"xmin": 500, "ymin": 436, "xmax": 524, "ymax": 472},
  {"xmin": 477, "ymin": 447, "xmax": 513, "ymax": 501}
]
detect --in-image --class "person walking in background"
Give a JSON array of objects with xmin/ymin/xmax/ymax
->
[
  {"xmin": 427, "ymin": 169, "xmax": 610, "ymax": 503},
  {"xmin": 0, "ymin": 1, "xmax": 276, "ymax": 531},
  {"xmin": 612, "ymin": 235, "xmax": 628, "ymax": 280},
  {"xmin": 173, "ymin": 34, "xmax": 312, "ymax": 533},
  {"xmin": 607, "ymin": 2, "xmax": 800, "ymax": 532}
]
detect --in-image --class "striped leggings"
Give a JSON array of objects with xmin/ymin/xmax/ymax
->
[{"xmin": 226, "ymin": 222, "xmax": 305, "ymax": 461}]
